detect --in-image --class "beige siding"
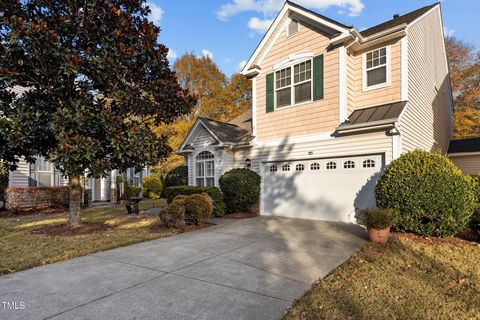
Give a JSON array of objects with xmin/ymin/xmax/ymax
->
[
  {"xmin": 352, "ymin": 39, "xmax": 402, "ymax": 109},
  {"xmin": 346, "ymin": 52, "xmax": 355, "ymax": 115},
  {"xmin": 450, "ymin": 154, "xmax": 480, "ymax": 175},
  {"xmin": 256, "ymin": 20, "xmax": 340, "ymax": 142},
  {"xmin": 400, "ymin": 6, "xmax": 453, "ymax": 153}
]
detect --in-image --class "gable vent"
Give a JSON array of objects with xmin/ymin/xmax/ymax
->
[{"xmin": 288, "ymin": 19, "xmax": 299, "ymax": 36}]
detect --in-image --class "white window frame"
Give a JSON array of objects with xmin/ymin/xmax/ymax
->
[
  {"xmin": 195, "ymin": 151, "xmax": 215, "ymax": 187},
  {"xmin": 362, "ymin": 45, "xmax": 391, "ymax": 92},
  {"xmin": 274, "ymin": 58, "xmax": 313, "ymax": 110},
  {"xmin": 31, "ymin": 156, "xmax": 55, "ymax": 187}
]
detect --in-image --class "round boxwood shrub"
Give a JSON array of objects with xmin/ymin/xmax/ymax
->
[
  {"xmin": 159, "ymin": 197, "xmax": 186, "ymax": 229},
  {"xmin": 375, "ymin": 150, "xmax": 476, "ymax": 237},
  {"xmin": 164, "ymin": 166, "xmax": 188, "ymax": 188},
  {"xmin": 219, "ymin": 168, "xmax": 261, "ymax": 213},
  {"xmin": 142, "ymin": 175, "xmax": 163, "ymax": 199},
  {"xmin": 467, "ymin": 174, "xmax": 480, "ymax": 203},
  {"xmin": 184, "ymin": 193, "xmax": 213, "ymax": 225}
]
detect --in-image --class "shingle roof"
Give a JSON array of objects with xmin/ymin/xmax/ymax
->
[
  {"xmin": 448, "ymin": 138, "xmax": 480, "ymax": 153},
  {"xmin": 360, "ymin": 3, "xmax": 438, "ymax": 37},
  {"xmin": 337, "ymin": 101, "xmax": 407, "ymax": 130},
  {"xmin": 199, "ymin": 110, "xmax": 252, "ymax": 144}
]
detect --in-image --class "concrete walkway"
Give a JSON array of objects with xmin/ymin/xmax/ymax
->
[{"xmin": 0, "ymin": 217, "xmax": 367, "ymax": 320}]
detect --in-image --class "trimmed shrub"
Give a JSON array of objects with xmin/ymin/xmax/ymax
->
[
  {"xmin": 164, "ymin": 166, "xmax": 188, "ymax": 188},
  {"xmin": 355, "ymin": 208, "xmax": 398, "ymax": 229},
  {"xmin": 184, "ymin": 193, "xmax": 213, "ymax": 225},
  {"xmin": 164, "ymin": 186, "xmax": 225, "ymax": 217},
  {"xmin": 5, "ymin": 186, "xmax": 69, "ymax": 212},
  {"xmin": 467, "ymin": 174, "xmax": 480, "ymax": 203},
  {"xmin": 159, "ymin": 197, "xmax": 186, "ymax": 228},
  {"xmin": 219, "ymin": 168, "xmax": 261, "ymax": 213},
  {"xmin": 375, "ymin": 150, "xmax": 476, "ymax": 237},
  {"xmin": 142, "ymin": 175, "xmax": 163, "ymax": 199},
  {"xmin": 0, "ymin": 163, "xmax": 8, "ymax": 208}
]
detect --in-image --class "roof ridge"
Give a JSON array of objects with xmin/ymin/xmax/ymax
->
[{"xmin": 199, "ymin": 116, "xmax": 240, "ymax": 128}]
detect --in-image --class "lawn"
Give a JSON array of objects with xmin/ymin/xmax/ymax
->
[
  {"xmin": 284, "ymin": 233, "xmax": 480, "ymax": 320},
  {"xmin": 0, "ymin": 199, "xmax": 173, "ymax": 275}
]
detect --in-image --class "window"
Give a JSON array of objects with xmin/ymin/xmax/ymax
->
[
  {"xmin": 365, "ymin": 47, "xmax": 388, "ymax": 88},
  {"xmin": 288, "ymin": 19, "xmax": 299, "ymax": 36},
  {"xmin": 195, "ymin": 151, "xmax": 215, "ymax": 187},
  {"xmin": 326, "ymin": 161, "xmax": 337, "ymax": 170},
  {"xmin": 295, "ymin": 164, "xmax": 305, "ymax": 171},
  {"xmin": 29, "ymin": 156, "xmax": 54, "ymax": 187},
  {"xmin": 282, "ymin": 164, "xmax": 290, "ymax": 171},
  {"xmin": 344, "ymin": 160, "xmax": 355, "ymax": 169},
  {"xmin": 269, "ymin": 165, "xmax": 278, "ymax": 172},
  {"xmin": 363, "ymin": 159, "xmax": 376, "ymax": 168},
  {"xmin": 310, "ymin": 163, "xmax": 320, "ymax": 170},
  {"xmin": 275, "ymin": 59, "xmax": 312, "ymax": 108}
]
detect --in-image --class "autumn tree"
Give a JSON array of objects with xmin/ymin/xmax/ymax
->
[
  {"xmin": 0, "ymin": 1, "xmax": 195, "ymax": 226},
  {"xmin": 155, "ymin": 54, "xmax": 252, "ymax": 172},
  {"xmin": 445, "ymin": 36, "xmax": 480, "ymax": 138}
]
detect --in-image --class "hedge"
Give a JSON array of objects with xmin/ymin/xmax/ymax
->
[
  {"xmin": 164, "ymin": 166, "xmax": 188, "ymax": 188},
  {"xmin": 6, "ymin": 186, "xmax": 69, "ymax": 211},
  {"xmin": 164, "ymin": 186, "xmax": 225, "ymax": 217},
  {"xmin": 375, "ymin": 150, "xmax": 476, "ymax": 237},
  {"xmin": 468, "ymin": 174, "xmax": 480, "ymax": 203},
  {"xmin": 0, "ymin": 163, "xmax": 8, "ymax": 206},
  {"xmin": 219, "ymin": 168, "xmax": 261, "ymax": 213}
]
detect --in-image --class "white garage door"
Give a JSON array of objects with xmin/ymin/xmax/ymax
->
[{"xmin": 262, "ymin": 154, "xmax": 384, "ymax": 222}]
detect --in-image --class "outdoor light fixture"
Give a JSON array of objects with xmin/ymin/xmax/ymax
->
[{"xmin": 245, "ymin": 158, "xmax": 252, "ymax": 168}]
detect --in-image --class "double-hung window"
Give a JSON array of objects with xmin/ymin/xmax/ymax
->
[
  {"xmin": 29, "ymin": 156, "xmax": 55, "ymax": 186},
  {"xmin": 364, "ymin": 47, "xmax": 388, "ymax": 89},
  {"xmin": 195, "ymin": 151, "xmax": 215, "ymax": 187},
  {"xmin": 275, "ymin": 59, "xmax": 312, "ymax": 108}
]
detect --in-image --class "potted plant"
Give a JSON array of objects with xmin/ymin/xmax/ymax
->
[
  {"xmin": 355, "ymin": 207, "xmax": 398, "ymax": 244},
  {"xmin": 124, "ymin": 182, "xmax": 142, "ymax": 214}
]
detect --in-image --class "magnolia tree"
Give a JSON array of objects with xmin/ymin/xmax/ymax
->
[{"xmin": 0, "ymin": 1, "xmax": 196, "ymax": 226}]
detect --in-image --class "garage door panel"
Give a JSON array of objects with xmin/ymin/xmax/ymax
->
[{"xmin": 263, "ymin": 155, "xmax": 383, "ymax": 222}]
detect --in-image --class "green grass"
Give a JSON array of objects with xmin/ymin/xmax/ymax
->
[
  {"xmin": 284, "ymin": 234, "xmax": 480, "ymax": 320},
  {"xmin": 0, "ymin": 199, "xmax": 168, "ymax": 275}
]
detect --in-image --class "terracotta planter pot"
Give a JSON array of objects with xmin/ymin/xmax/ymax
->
[{"xmin": 367, "ymin": 226, "xmax": 390, "ymax": 245}]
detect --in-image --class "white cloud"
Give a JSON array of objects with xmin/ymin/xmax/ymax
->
[
  {"xmin": 236, "ymin": 60, "xmax": 247, "ymax": 72},
  {"xmin": 248, "ymin": 17, "xmax": 273, "ymax": 33},
  {"xmin": 443, "ymin": 25, "xmax": 455, "ymax": 38},
  {"xmin": 201, "ymin": 49, "xmax": 214, "ymax": 60},
  {"xmin": 146, "ymin": 1, "xmax": 164, "ymax": 25},
  {"xmin": 167, "ymin": 49, "xmax": 177, "ymax": 60},
  {"xmin": 216, "ymin": 0, "xmax": 364, "ymax": 21}
]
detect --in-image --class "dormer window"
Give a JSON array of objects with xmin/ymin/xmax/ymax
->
[
  {"xmin": 363, "ymin": 46, "xmax": 390, "ymax": 90},
  {"xmin": 275, "ymin": 59, "xmax": 312, "ymax": 108},
  {"xmin": 288, "ymin": 19, "xmax": 299, "ymax": 36}
]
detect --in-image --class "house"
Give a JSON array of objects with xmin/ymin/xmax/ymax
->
[
  {"xmin": 6, "ymin": 87, "xmax": 150, "ymax": 205},
  {"xmin": 178, "ymin": 2, "xmax": 454, "ymax": 222},
  {"xmin": 448, "ymin": 138, "xmax": 480, "ymax": 174}
]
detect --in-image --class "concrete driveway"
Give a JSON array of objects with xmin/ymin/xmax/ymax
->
[{"xmin": 0, "ymin": 217, "xmax": 367, "ymax": 320}]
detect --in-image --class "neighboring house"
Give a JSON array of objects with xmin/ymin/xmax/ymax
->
[
  {"xmin": 448, "ymin": 138, "xmax": 480, "ymax": 175},
  {"xmin": 6, "ymin": 86, "xmax": 150, "ymax": 204},
  {"xmin": 178, "ymin": 2, "xmax": 454, "ymax": 222}
]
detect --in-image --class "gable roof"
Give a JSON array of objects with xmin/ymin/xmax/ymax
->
[
  {"xmin": 360, "ymin": 3, "xmax": 438, "ymax": 38},
  {"xmin": 199, "ymin": 111, "xmax": 253, "ymax": 144},
  {"xmin": 448, "ymin": 138, "xmax": 480, "ymax": 154}
]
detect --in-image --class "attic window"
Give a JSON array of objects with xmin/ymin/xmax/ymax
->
[{"xmin": 288, "ymin": 19, "xmax": 299, "ymax": 36}]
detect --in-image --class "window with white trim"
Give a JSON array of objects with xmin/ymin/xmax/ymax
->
[
  {"xmin": 295, "ymin": 164, "xmax": 304, "ymax": 171},
  {"xmin": 343, "ymin": 160, "xmax": 355, "ymax": 169},
  {"xmin": 275, "ymin": 59, "xmax": 312, "ymax": 108},
  {"xmin": 365, "ymin": 47, "xmax": 388, "ymax": 88},
  {"xmin": 310, "ymin": 163, "xmax": 320, "ymax": 171},
  {"xmin": 29, "ymin": 156, "xmax": 56, "ymax": 187},
  {"xmin": 363, "ymin": 159, "xmax": 375, "ymax": 168},
  {"xmin": 326, "ymin": 161, "xmax": 337, "ymax": 170},
  {"xmin": 282, "ymin": 164, "xmax": 290, "ymax": 171},
  {"xmin": 195, "ymin": 151, "xmax": 215, "ymax": 187},
  {"xmin": 269, "ymin": 165, "xmax": 278, "ymax": 172}
]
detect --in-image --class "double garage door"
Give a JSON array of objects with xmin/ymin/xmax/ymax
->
[{"xmin": 262, "ymin": 154, "xmax": 384, "ymax": 222}]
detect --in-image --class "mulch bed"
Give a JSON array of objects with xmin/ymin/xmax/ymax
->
[
  {"xmin": 223, "ymin": 212, "xmax": 259, "ymax": 219},
  {"xmin": 0, "ymin": 207, "xmax": 65, "ymax": 218},
  {"xmin": 31, "ymin": 222, "xmax": 111, "ymax": 237},
  {"xmin": 392, "ymin": 230, "xmax": 479, "ymax": 246},
  {"xmin": 150, "ymin": 222, "xmax": 213, "ymax": 233}
]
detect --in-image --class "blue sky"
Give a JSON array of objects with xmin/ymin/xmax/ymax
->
[{"xmin": 147, "ymin": 0, "xmax": 480, "ymax": 75}]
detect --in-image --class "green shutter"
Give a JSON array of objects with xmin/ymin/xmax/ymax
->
[
  {"xmin": 313, "ymin": 54, "xmax": 324, "ymax": 100},
  {"xmin": 266, "ymin": 72, "xmax": 274, "ymax": 113}
]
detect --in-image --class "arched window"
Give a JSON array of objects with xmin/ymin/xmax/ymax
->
[
  {"xmin": 310, "ymin": 163, "xmax": 320, "ymax": 170},
  {"xmin": 269, "ymin": 165, "xmax": 278, "ymax": 172},
  {"xmin": 282, "ymin": 164, "xmax": 290, "ymax": 171},
  {"xmin": 295, "ymin": 164, "xmax": 305, "ymax": 171},
  {"xmin": 195, "ymin": 151, "xmax": 215, "ymax": 186},
  {"xmin": 326, "ymin": 161, "xmax": 337, "ymax": 170},
  {"xmin": 363, "ymin": 159, "xmax": 375, "ymax": 168},
  {"xmin": 344, "ymin": 160, "xmax": 355, "ymax": 169}
]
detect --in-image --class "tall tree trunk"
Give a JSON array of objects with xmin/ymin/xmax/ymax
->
[{"xmin": 68, "ymin": 176, "xmax": 82, "ymax": 226}]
